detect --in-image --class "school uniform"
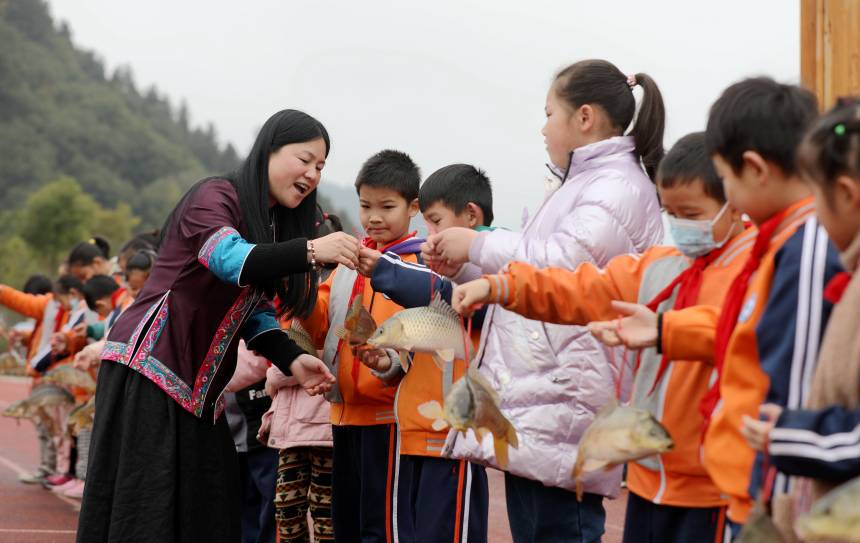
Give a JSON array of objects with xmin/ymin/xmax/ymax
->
[
  {"xmin": 370, "ymin": 253, "xmax": 489, "ymax": 543},
  {"xmin": 660, "ymin": 197, "xmax": 843, "ymax": 526}
]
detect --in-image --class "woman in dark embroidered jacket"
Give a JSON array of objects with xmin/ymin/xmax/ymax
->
[{"xmin": 77, "ymin": 110, "xmax": 361, "ymax": 543}]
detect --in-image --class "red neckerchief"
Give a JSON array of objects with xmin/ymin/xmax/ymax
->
[
  {"xmin": 824, "ymin": 272, "xmax": 852, "ymax": 304},
  {"xmin": 110, "ymin": 287, "xmax": 126, "ymax": 310},
  {"xmin": 345, "ymin": 231, "xmax": 418, "ymax": 390},
  {"xmin": 641, "ymin": 242, "xmax": 731, "ymax": 394},
  {"xmin": 698, "ymin": 206, "xmax": 794, "ymax": 426}
]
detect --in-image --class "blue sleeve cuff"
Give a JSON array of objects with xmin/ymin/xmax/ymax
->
[
  {"xmin": 241, "ymin": 306, "xmax": 281, "ymax": 344},
  {"xmin": 198, "ymin": 227, "xmax": 256, "ymax": 287}
]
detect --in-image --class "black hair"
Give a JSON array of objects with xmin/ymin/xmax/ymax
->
[
  {"xmin": 119, "ymin": 231, "xmax": 157, "ymax": 263},
  {"xmin": 315, "ymin": 205, "xmax": 343, "ymax": 238},
  {"xmin": 67, "ymin": 236, "xmax": 110, "ymax": 267},
  {"xmin": 418, "ymin": 164, "xmax": 494, "ymax": 226},
  {"xmin": 354, "ymin": 150, "xmax": 420, "ymax": 202},
  {"xmin": 797, "ymin": 97, "xmax": 860, "ymax": 203},
  {"xmin": 22, "ymin": 274, "xmax": 52, "ymax": 295},
  {"xmin": 160, "ymin": 110, "xmax": 328, "ymax": 319},
  {"xmin": 125, "ymin": 249, "xmax": 157, "ymax": 275},
  {"xmin": 705, "ymin": 77, "xmax": 818, "ymax": 176},
  {"xmin": 55, "ymin": 275, "xmax": 84, "ymax": 295},
  {"xmin": 83, "ymin": 275, "xmax": 120, "ymax": 311},
  {"xmin": 554, "ymin": 59, "xmax": 666, "ymax": 181},
  {"xmin": 657, "ymin": 132, "xmax": 725, "ymax": 203}
]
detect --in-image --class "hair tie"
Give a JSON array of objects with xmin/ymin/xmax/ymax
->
[
  {"xmin": 88, "ymin": 238, "xmax": 96, "ymax": 244},
  {"xmin": 626, "ymin": 74, "xmax": 637, "ymax": 89},
  {"xmin": 323, "ymin": 213, "xmax": 329, "ymax": 220},
  {"xmin": 834, "ymin": 123, "xmax": 847, "ymax": 136}
]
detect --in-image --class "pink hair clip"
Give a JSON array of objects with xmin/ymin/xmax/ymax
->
[{"xmin": 626, "ymin": 74, "xmax": 637, "ymax": 89}]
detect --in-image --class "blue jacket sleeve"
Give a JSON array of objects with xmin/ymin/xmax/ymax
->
[
  {"xmin": 769, "ymin": 407, "xmax": 860, "ymax": 482},
  {"xmin": 757, "ymin": 222, "xmax": 843, "ymax": 409},
  {"xmin": 370, "ymin": 253, "xmax": 487, "ymax": 327},
  {"xmin": 371, "ymin": 253, "xmax": 454, "ymax": 307}
]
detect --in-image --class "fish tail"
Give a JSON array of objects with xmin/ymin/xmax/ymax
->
[
  {"xmin": 506, "ymin": 421, "xmax": 519, "ymax": 449},
  {"xmin": 493, "ymin": 435, "xmax": 510, "ymax": 470}
]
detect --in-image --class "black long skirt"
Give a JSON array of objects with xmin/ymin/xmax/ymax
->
[{"xmin": 77, "ymin": 361, "xmax": 241, "ymax": 543}]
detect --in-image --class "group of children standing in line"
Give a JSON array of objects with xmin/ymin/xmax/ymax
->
[{"xmin": 3, "ymin": 55, "xmax": 859, "ymax": 543}]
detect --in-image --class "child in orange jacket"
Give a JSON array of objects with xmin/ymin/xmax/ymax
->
[
  {"xmin": 358, "ymin": 164, "xmax": 494, "ymax": 543},
  {"xmin": 301, "ymin": 150, "xmax": 426, "ymax": 541},
  {"xmin": 454, "ymin": 133, "xmax": 748, "ymax": 543},
  {"xmin": 584, "ymin": 78, "xmax": 844, "ymax": 539}
]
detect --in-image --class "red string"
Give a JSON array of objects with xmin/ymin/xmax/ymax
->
[{"xmin": 613, "ymin": 317, "xmax": 631, "ymax": 400}]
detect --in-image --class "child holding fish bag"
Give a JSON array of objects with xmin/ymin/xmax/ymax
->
[
  {"xmin": 350, "ymin": 164, "xmax": 498, "ymax": 543},
  {"xmin": 739, "ymin": 100, "xmax": 860, "ymax": 542},
  {"xmin": 452, "ymin": 132, "xmax": 751, "ymax": 543},
  {"xmin": 422, "ymin": 59, "xmax": 665, "ymax": 542},
  {"xmin": 300, "ymin": 150, "xmax": 427, "ymax": 542}
]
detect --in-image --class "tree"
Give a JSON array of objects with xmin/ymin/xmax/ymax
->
[{"xmin": 17, "ymin": 177, "xmax": 140, "ymax": 269}]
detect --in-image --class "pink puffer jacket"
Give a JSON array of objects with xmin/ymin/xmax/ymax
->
[
  {"xmin": 446, "ymin": 136, "xmax": 664, "ymax": 497},
  {"xmin": 259, "ymin": 365, "xmax": 332, "ymax": 450}
]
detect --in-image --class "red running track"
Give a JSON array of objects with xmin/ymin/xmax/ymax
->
[{"xmin": 0, "ymin": 376, "xmax": 625, "ymax": 542}]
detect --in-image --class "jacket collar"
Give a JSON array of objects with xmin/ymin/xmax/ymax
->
[{"xmin": 546, "ymin": 136, "xmax": 637, "ymax": 183}]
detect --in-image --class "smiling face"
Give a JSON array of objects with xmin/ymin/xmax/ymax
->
[
  {"xmin": 358, "ymin": 185, "xmax": 419, "ymax": 245},
  {"xmin": 267, "ymin": 138, "xmax": 327, "ymax": 208}
]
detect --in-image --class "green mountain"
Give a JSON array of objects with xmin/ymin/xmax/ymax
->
[{"xmin": 0, "ymin": 0, "xmax": 240, "ymax": 228}]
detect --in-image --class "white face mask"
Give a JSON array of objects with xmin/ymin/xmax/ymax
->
[{"xmin": 667, "ymin": 203, "xmax": 735, "ymax": 258}]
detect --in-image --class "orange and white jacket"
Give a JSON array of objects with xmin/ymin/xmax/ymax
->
[
  {"xmin": 483, "ymin": 228, "xmax": 755, "ymax": 508},
  {"xmin": 660, "ymin": 198, "xmax": 842, "ymax": 523}
]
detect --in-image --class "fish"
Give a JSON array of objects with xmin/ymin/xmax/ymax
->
[
  {"xmin": 418, "ymin": 366, "xmax": 518, "ymax": 468},
  {"xmin": 285, "ymin": 321, "xmax": 317, "ymax": 356},
  {"xmin": 736, "ymin": 502, "xmax": 786, "ymax": 542},
  {"xmin": 41, "ymin": 365, "xmax": 96, "ymax": 392},
  {"xmin": 3, "ymin": 398, "xmax": 36, "ymax": 419},
  {"xmin": 366, "ymin": 294, "xmax": 467, "ymax": 368},
  {"xmin": 27, "ymin": 385, "xmax": 75, "ymax": 409},
  {"xmin": 795, "ymin": 475, "xmax": 860, "ymax": 542},
  {"xmin": 334, "ymin": 296, "xmax": 378, "ymax": 347},
  {"xmin": 67, "ymin": 398, "xmax": 96, "ymax": 436},
  {"xmin": 571, "ymin": 397, "xmax": 673, "ymax": 500}
]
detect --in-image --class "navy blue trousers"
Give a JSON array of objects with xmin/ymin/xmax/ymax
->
[
  {"xmin": 396, "ymin": 455, "xmax": 488, "ymax": 543},
  {"xmin": 622, "ymin": 491, "xmax": 727, "ymax": 543},
  {"xmin": 238, "ymin": 447, "xmax": 278, "ymax": 543},
  {"xmin": 331, "ymin": 424, "xmax": 397, "ymax": 543},
  {"xmin": 505, "ymin": 472, "xmax": 606, "ymax": 543}
]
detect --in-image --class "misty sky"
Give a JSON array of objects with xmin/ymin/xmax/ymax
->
[{"xmin": 49, "ymin": 0, "xmax": 800, "ymax": 229}]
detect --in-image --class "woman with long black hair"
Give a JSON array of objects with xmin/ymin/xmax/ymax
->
[{"xmin": 77, "ymin": 110, "xmax": 360, "ymax": 543}]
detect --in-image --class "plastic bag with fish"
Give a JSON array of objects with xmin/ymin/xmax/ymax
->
[
  {"xmin": 418, "ymin": 366, "xmax": 518, "ymax": 468},
  {"xmin": 571, "ymin": 397, "xmax": 673, "ymax": 500},
  {"xmin": 366, "ymin": 294, "xmax": 466, "ymax": 368},
  {"xmin": 334, "ymin": 296, "xmax": 377, "ymax": 347},
  {"xmin": 795, "ymin": 475, "xmax": 860, "ymax": 542}
]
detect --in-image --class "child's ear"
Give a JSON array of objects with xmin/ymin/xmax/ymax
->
[
  {"xmin": 740, "ymin": 151, "xmax": 770, "ymax": 185},
  {"xmin": 835, "ymin": 175, "xmax": 860, "ymax": 210},
  {"xmin": 465, "ymin": 202, "xmax": 482, "ymax": 228},
  {"xmin": 408, "ymin": 198, "xmax": 420, "ymax": 218},
  {"xmin": 578, "ymin": 104, "xmax": 595, "ymax": 132}
]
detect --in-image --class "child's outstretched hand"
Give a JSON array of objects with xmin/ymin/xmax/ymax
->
[
  {"xmin": 740, "ymin": 404, "xmax": 783, "ymax": 452},
  {"xmin": 355, "ymin": 346, "xmax": 392, "ymax": 372},
  {"xmin": 357, "ymin": 247, "xmax": 382, "ymax": 277},
  {"xmin": 423, "ymin": 227, "xmax": 478, "ymax": 268},
  {"xmin": 289, "ymin": 354, "xmax": 336, "ymax": 396},
  {"xmin": 452, "ymin": 279, "xmax": 491, "ymax": 316},
  {"xmin": 587, "ymin": 301, "xmax": 658, "ymax": 349}
]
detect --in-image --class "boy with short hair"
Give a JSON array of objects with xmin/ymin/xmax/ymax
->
[
  {"xmin": 452, "ymin": 132, "xmax": 749, "ymax": 543},
  {"xmin": 302, "ymin": 149, "xmax": 424, "ymax": 541},
  {"xmin": 586, "ymin": 78, "xmax": 844, "ymax": 537},
  {"xmin": 357, "ymin": 163, "xmax": 494, "ymax": 542}
]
